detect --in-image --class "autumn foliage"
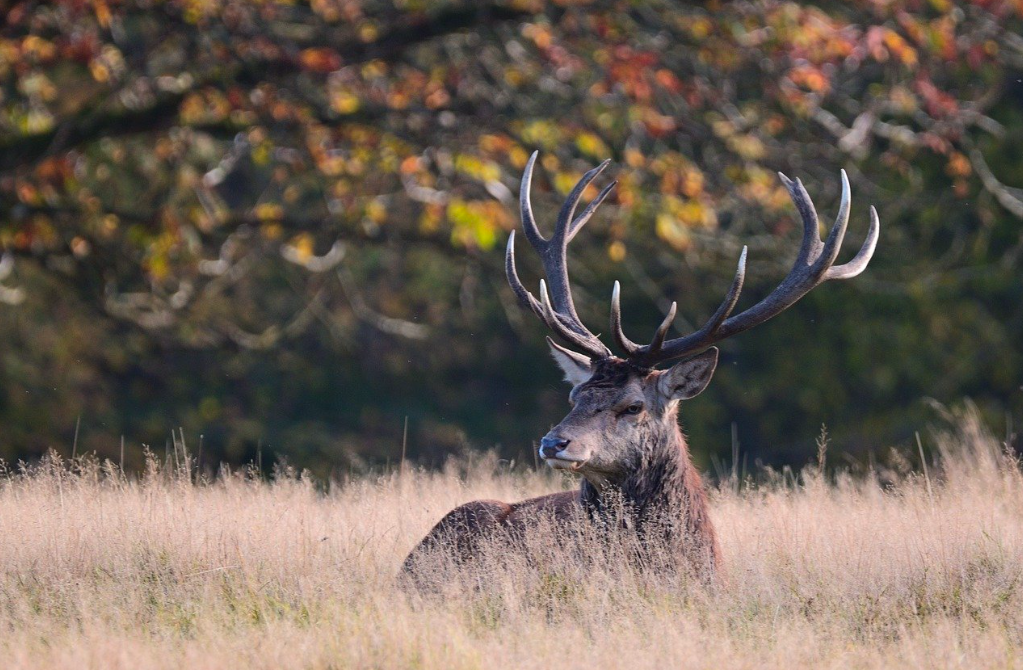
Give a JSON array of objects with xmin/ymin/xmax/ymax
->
[{"xmin": 0, "ymin": 1, "xmax": 1020, "ymax": 471}]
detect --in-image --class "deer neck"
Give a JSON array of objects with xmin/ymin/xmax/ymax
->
[{"xmin": 579, "ymin": 420, "xmax": 701, "ymax": 528}]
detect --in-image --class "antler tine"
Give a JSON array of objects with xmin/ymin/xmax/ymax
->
[
  {"xmin": 505, "ymin": 230, "xmax": 546, "ymax": 320},
  {"xmin": 610, "ymin": 281, "xmax": 643, "ymax": 357},
  {"xmin": 815, "ymin": 169, "xmax": 851, "ymax": 274},
  {"xmin": 554, "ymin": 159, "xmax": 611, "ymax": 242},
  {"xmin": 647, "ymin": 301, "xmax": 677, "ymax": 354},
  {"xmin": 540, "ymin": 280, "xmax": 612, "ymax": 358},
  {"xmin": 546, "ymin": 335, "xmax": 593, "ymax": 369},
  {"xmin": 506, "ymin": 152, "xmax": 616, "ymax": 360},
  {"xmin": 568, "ymin": 180, "xmax": 617, "ymax": 243},
  {"xmin": 0, "ymin": 253, "xmax": 12, "ymax": 281},
  {"xmin": 519, "ymin": 151, "xmax": 546, "ymax": 249},
  {"xmin": 779, "ymin": 173, "xmax": 824, "ymax": 267},
  {"xmin": 626, "ymin": 247, "xmax": 745, "ymax": 365},
  {"xmin": 611, "ymin": 282, "xmax": 690, "ymax": 360},
  {"xmin": 508, "ymin": 228, "xmax": 609, "ymax": 357},
  {"xmin": 700, "ymin": 245, "xmax": 748, "ymax": 334},
  {"xmin": 543, "ymin": 163, "xmax": 614, "ymax": 329},
  {"xmin": 825, "ymin": 205, "xmax": 879, "ymax": 280},
  {"xmin": 632, "ymin": 172, "xmax": 878, "ymax": 366}
]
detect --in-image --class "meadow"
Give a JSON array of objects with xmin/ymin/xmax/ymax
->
[{"xmin": 2, "ymin": 410, "xmax": 1022, "ymax": 670}]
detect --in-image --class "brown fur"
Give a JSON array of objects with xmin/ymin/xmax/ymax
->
[{"xmin": 402, "ymin": 357, "xmax": 720, "ymax": 581}]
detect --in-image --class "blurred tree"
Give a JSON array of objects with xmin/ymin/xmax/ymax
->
[{"xmin": 0, "ymin": 0, "xmax": 1021, "ymax": 475}]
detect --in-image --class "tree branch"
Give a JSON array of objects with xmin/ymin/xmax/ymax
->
[{"xmin": 0, "ymin": 4, "xmax": 533, "ymax": 173}]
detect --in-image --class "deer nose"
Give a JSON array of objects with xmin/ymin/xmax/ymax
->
[{"xmin": 539, "ymin": 436, "xmax": 570, "ymax": 459}]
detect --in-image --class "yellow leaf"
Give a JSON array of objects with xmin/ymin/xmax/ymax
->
[
  {"xmin": 147, "ymin": 254, "xmax": 169, "ymax": 280},
  {"xmin": 101, "ymin": 214, "xmax": 119, "ymax": 237},
  {"xmin": 94, "ymin": 1, "xmax": 112, "ymax": 28},
  {"xmin": 520, "ymin": 120, "xmax": 561, "ymax": 149},
  {"xmin": 454, "ymin": 154, "xmax": 501, "ymax": 182},
  {"xmin": 251, "ymin": 143, "xmax": 272, "ymax": 166},
  {"xmin": 254, "ymin": 203, "xmax": 283, "ymax": 221},
  {"xmin": 446, "ymin": 198, "xmax": 503, "ymax": 250},
  {"xmin": 509, "ymin": 146, "xmax": 529, "ymax": 169},
  {"xmin": 366, "ymin": 200, "xmax": 387, "ymax": 224},
  {"xmin": 261, "ymin": 223, "xmax": 283, "ymax": 241},
  {"xmin": 575, "ymin": 132, "xmax": 610, "ymax": 159},
  {"xmin": 625, "ymin": 148, "xmax": 645, "ymax": 168},
  {"xmin": 656, "ymin": 213, "xmax": 691, "ymax": 252},
  {"xmin": 358, "ymin": 22, "xmax": 379, "ymax": 43},
  {"xmin": 728, "ymin": 134, "xmax": 766, "ymax": 160},
  {"xmin": 289, "ymin": 233, "xmax": 314, "ymax": 262},
  {"xmin": 89, "ymin": 61, "xmax": 110, "ymax": 83}
]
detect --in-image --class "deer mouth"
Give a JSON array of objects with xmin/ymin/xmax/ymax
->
[{"xmin": 543, "ymin": 456, "xmax": 586, "ymax": 471}]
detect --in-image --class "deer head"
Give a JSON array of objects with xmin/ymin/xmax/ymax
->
[{"xmin": 506, "ymin": 152, "xmax": 879, "ymax": 489}]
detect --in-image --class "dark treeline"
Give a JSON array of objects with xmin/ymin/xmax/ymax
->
[{"xmin": 0, "ymin": 0, "xmax": 1021, "ymax": 478}]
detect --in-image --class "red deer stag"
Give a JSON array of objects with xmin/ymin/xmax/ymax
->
[{"xmin": 403, "ymin": 152, "xmax": 879, "ymax": 579}]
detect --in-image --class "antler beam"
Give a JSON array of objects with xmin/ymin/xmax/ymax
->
[{"xmin": 613, "ymin": 169, "xmax": 880, "ymax": 367}]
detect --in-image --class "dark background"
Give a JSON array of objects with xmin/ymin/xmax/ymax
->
[{"xmin": 1, "ymin": 0, "xmax": 1021, "ymax": 478}]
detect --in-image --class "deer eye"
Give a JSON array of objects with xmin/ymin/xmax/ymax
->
[{"xmin": 623, "ymin": 402, "xmax": 643, "ymax": 415}]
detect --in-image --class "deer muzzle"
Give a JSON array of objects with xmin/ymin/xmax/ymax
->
[{"xmin": 539, "ymin": 435, "xmax": 586, "ymax": 470}]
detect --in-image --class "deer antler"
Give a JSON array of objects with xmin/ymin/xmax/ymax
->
[
  {"xmin": 612, "ymin": 169, "xmax": 879, "ymax": 367},
  {"xmin": 505, "ymin": 151, "xmax": 617, "ymax": 359},
  {"xmin": 507, "ymin": 155, "xmax": 880, "ymax": 367}
]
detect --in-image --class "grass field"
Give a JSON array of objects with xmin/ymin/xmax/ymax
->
[{"xmin": 2, "ymin": 410, "xmax": 1022, "ymax": 669}]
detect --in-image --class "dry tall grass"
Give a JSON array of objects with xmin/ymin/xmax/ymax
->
[{"xmin": 2, "ymin": 412, "xmax": 1022, "ymax": 669}]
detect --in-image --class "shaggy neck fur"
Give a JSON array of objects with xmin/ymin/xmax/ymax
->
[{"xmin": 578, "ymin": 416, "xmax": 719, "ymax": 574}]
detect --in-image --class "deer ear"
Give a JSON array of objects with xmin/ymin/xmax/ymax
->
[
  {"xmin": 546, "ymin": 337, "xmax": 594, "ymax": 387},
  {"xmin": 657, "ymin": 347, "xmax": 719, "ymax": 401}
]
